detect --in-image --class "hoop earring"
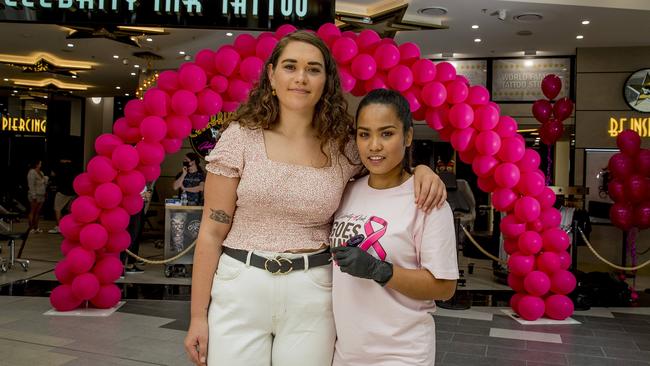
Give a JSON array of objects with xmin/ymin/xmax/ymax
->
[{"xmin": 272, "ymin": 89, "xmax": 276, "ymax": 96}]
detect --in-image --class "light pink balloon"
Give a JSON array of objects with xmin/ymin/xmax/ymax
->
[
  {"xmin": 59, "ymin": 214, "xmax": 84, "ymax": 241},
  {"xmin": 398, "ymin": 42, "xmax": 420, "ymax": 65},
  {"xmin": 542, "ymin": 227, "xmax": 570, "ymax": 252},
  {"xmin": 50, "ymin": 284, "xmax": 83, "ymax": 311},
  {"xmin": 518, "ymin": 231, "xmax": 543, "ymax": 255},
  {"xmin": 373, "ymin": 44, "xmax": 400, "ymax": 70},
  {"xmin": 412, "ymin": 59, "xmax": 436, "ymax": 85},
  {"xmin": 87, "ymin": 156, "xmax": 117, "ymax": 184},
  {"xmin": 515, "ymin": 196, "xmax": 541, "ymax": 222},
  {"xmin": 446, "ymin": 80, "xmax": 469, "ymax": 104},
  {"xmin": 90, "ymin": 283, "xmax": 121, "ymax": 309},
  {"xmin": 93, "ymin": 256, "xmax": 124, "ymax": 284},
  {"xmin": 171, "ymin": 90, "xmax": 198, "ymax": 116},
  {"xmin": 435, "ymin": 62, "xmax": 456, "ymax": 83},
  {"xmin": 214, "ymin": 46, "xmax": 241, "ymax": 77},
  {"xmin": 350, "ymin": 54, "xmax": 377, "ymax": 81},
  {"xmin": 450, "ymin": 127, "xmax": 476, "ymax": 152},
  {"xmin": 387, "ymin": 65, "xmax": 413, "ymax": 92},
  {"xmin": 472, "ymin": 155, "xmax": 499, "ymax": 177},
  {"xmin": 124, "ymin": 99, "xmax": 147, "ymax": 127},
  {"xmin": 239, "ymin": 56, "xmax": 264, "ymax": 83},
  {"xmin": 545, "ymin": 294, "xmax": 574, "ymax": 320},
  {"xmin": 209, "ymin": 75, "xmax": 229, "ymax": 94},
  {"xmin": 197, "ymin": 89, "xmax": 223, "ymax": 116},
  {"xmin": 467, "ymin": 85, "xmax": 490, "ymax": 106},
  {"xmin": 135, "ymin": 141, "xmax": 165, "ymax": 166},
  {"xmin": 497, "ymin": 136, "xmax": 526, "ymax": 163},
  {"xmin": 256, "ymin": 36, "xmax": 278, "ymax": 61},
  {"xmin": 516, "ymin": 149, "xmax": 541, "ymax": 173},
  {"xmin": 100, "ymin": 207, "xmax": 130, "ymax": 232},
  {"xmin": 494, "ymin": 162, "xmax": 521, "ymax": 189},
  {"xmin": 517, "ymin": 295, "xmax": 545, "ymax": 321},
  {"xmin": 116, "ymin": 170, "xmax": 146, "ymax": 196},
  {"xmin": 501, "ymin": 214, "xmax": 527, "ymax": 238},
  {"xmin": 66, "ymin": 246, "xmax": 96, "ymax": 274},
  {"xmin": 166, "ymin": 115, "xmax": 193, "ymax": 140},
  {"xmin": 474, "ymin": 105, "xmax": 500, "ymax": 131},
  {"xmin": 143, "ymin": 88, "xmax": 170, "ymax": 117},
  {"xmin": 495, "ymin": 116, "xmax": 518, "ymax": 138},
  {"xmin": 475, "ymin": 131, "xmax": 502, "ymax": 156},
  {"xmin": 73, "ymin": 173, "xmax": 96, "ymax": 197},
  {"xmin": 524, "ymin": 271, "xmax": 551, "ymax": 296},
  {"xmin": 157, "ymin": 70, "xmax": 180, "ymax": 92},
  {"xmin": 94, "ymin": 182, "xmax": 123, "ymax": 210},
  {"xmin": 449, "ymin": 103, "xmax": 474, "ymax": 129},
  {"xmin": 234, "ymin": 33, "xmax": 257, "ymax": 57},
  {"xmin": 492, "ymin": 188, "xmax": 518, "ymax": 211},
  {"xmin": 537, "ymin": 252, "xmax": 562, "ymax": 274},
  {"xmin": 550, "ymin": 270, "xmax": 576, "ymax": 295},
  {"xmin": 71, "ymin": 196, "xmax": 101, "ymax": 223},
  {"xmin": 121, "ymin": 193, "xmax": 144, "ymax": 215},
  {"xmin": 508, "ymin": 253, "xmax": 535, "ymax": 276}
]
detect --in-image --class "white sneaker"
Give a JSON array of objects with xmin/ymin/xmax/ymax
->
[{"xmin": 48, "ymin": 226, "xmax": 60, "ymax": 234}]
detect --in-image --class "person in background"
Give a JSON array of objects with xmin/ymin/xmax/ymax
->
[
  {"xmin": 49, "ymin": 158, "xmax": 76, "ymax": 234},
  {"xmin": 330, "ymin": 89, "xmax": 458, "ymax": 366},
  {"xmin": 173, "ymin": 152, "xmax": 205, "ymax": 206},
  {"xmin": 27, "ymin": 159, "xmax": 48, "ymax": 233},
  {"xmin": 121, "ymin": 181, "xmax": 156, "ymax": 274}
]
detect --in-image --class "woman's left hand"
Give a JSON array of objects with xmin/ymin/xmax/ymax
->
[{"xmin": 413, "ymin": 165, "xmax": 447, "ymax": 213}]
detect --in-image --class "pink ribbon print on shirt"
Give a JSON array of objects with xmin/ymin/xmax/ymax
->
[{"xmin": 344, "ymin": 216, "xmax": 388, "ymax": 261}]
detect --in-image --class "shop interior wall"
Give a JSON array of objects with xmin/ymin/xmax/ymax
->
[{"xmin": 575, "ymin": 46, "xmax": 650, "ymax": 275}]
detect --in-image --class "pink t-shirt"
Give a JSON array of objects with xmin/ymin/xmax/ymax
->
[{"xmin": 330, "ymin": 175, "xmax": 458, "ymax": 366}]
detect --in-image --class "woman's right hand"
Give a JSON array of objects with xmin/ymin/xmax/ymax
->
[{"xmin": 184, "ymin": 317, "xmax": 209, "ymax": 365}]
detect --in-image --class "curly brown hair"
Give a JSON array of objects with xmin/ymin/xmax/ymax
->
[{"xmin": 225, "ymin": 30, "xmax": 354, "ymax": 166}]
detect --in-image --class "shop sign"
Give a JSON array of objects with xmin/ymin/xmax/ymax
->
[
  {"xmin": 608, "ymin": 117, "xmax": 650, "ymax": 137},
  {"xmin": 492, "ymin": 58, "xmax": 571, "ymax": 102},
  {"xmin": 624, "ymin": 69, "xmax": 650, "ymax": 113},
  {"xmin": 189, "ymin": 112, "xmax": 232, "ymax": 158},
  {"xmin": 1, "ymin": 115, "xmax": 47, "ymax": 134}
]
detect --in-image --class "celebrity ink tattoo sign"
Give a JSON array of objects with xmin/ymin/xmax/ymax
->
[
  {"xmin": 0, "ymin": 0, "xmax": 334, "ymax": 29},
  {"xmin": 189, "ymin": 112, "xmax": 232, "ymax": 158}
]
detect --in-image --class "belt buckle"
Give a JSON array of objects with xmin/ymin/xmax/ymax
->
[{"xmin": 264, "ymin": 256, "xmax": 293, "ymax": 275}]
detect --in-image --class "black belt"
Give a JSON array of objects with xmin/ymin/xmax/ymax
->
[{"xmin": 222, "ymin": 246, "xmax": 331, "ymax": 275}]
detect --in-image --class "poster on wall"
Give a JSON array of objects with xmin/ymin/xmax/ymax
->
[
  {"xmin": 492, "ymin": 58, "xmax": 571, "ymax": 102},
  {"xmin": 447, "ymin": 60, "xmax": 487, "ymax": 87}
]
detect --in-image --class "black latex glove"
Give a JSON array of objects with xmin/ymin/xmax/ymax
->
[{"xmin": 332, "ymin": 246, "xmax": 393, "ymax": 286}]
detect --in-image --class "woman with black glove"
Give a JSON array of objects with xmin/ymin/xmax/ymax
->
[{"xmin": 330, "ymin": 89, "xmax": 459, "ymax": 366}]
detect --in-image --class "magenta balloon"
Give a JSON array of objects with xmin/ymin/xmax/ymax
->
[
  {"xmin": 223, "ymin": 99, "xmax": 240, "ymax": 112},
  {"xmin": 275, "ymin": 24, "xmax": 297, "ymax": 38},
  {"xmin": 501, "ymin": 215, "xmax": 527, "ymax": 238},
  {"xmin": 504, "ymin": 238, "xmax": 519, "ymax": 255},
  {"xmin": 411, "ymin": 59, "xmax": 437, "ymax": 85},
  {"xmin": 100, "ymin": 207, "xmax": 130, "ymax": 232},
  {"xmin": 540, "ymin": 208, "xmax": 562, "ymax": 230},
  {"xmin": 364, "ymin": 73, "xmax": 388, "ymax": 93},
  {"xmin": 608, "ymin": 152, "xmax": 635, "ymax": 179},
  {"xmin": 508, "ymin": 273, "xmax": 525, "ymax": 292},
  {"xmin": 157, "ymin": 70, "xmax": 180, "ymax": 92},
  {"xmin": 434, "ymin": 62, "xmax": 456, "ymax": 83},
  {"xmin": 95, "ymin": 134, "xmax": 124, "ymax": 157},
  {"xmin": 116, "ymin": 170, "xmax": 146, "ymax": 196},
  {"xmin": 79, "ymin": 223, "xmax": 109, "ymax": 251},
  {"xmin": 625, "ymin": 175, "xmax": 648, "ymax": 202},
  {"xmin": 475, "ymin": 131, "xmax": 502, "ymax": 156},
  {"xmin": 112, "ymin": 117, "xmax": 130, "ymax": 141},
  {"xmin": 123, "ymin": 127, "xmax": 142, "ymax": 145},
  {"xmin": 71, "ymin": 272, "xmax": 100, "ymax": 300},
  {"xmin": 542, "ymin": 227, "xmax": 570, "ymax": 252},
  {"xmin": 508, "ymin": 253, "xmax": 535, "ymax": 276},
  {"xmin": 472, "ymin": 155, "xmax": 499, "ymax": 177},
  {"xmin": 93, "ymin": 256, "xmax": 124, "ymax": 284},
  {"xmin": 373, "ymin": 44, "xmax": 400, "ymax": 70},
  {"xmin": 524, "ymin": 271, "xmax": 551, "ymax": 296},
  {"xmin": 60, "ymin": 239, "xmax": 79, "ymax": 257},
  {"xmin": 450, "ymin": 127, "xmax": 476, "ymax": 152},
  {"xmin": 338, "ymin": 67, "xmax": 356, "ymax": 92},
  {"xmin": 55, "ymin": 260, "xmax": 75, "ymax": 283},
  {"xmin": 209, "ymin": 75, "xmax": 229, "ymax": 94},
  {"xmin": 195, "ymin": 49, "xmax": 216, "ymax": 74},
  {"xmin": 171, "ymin": 89, "xmax": 198, "ymax": 116},
  {"xmin": 105, "ymin": 230, "xmax": 131, "ymax": 253},
  {"xmin": 497, "ymin": 136, "xmax": 526, "ymax": 163},
  {"xmin": 140, "ymin": 116, "xmax": 168, "ymax": 142},
  {"xmin": 610, "ymin": 202, "xmax": 634, "ymax": 231},
  {"xmin": 350, "ymin": 54, "xmax": 377, "ymax": 81},
  {"xmin": 420, "ymin": 81, "xmax": 447, "ymax": 108},
  {"xmin": 517, "ymin": 171, "xmax": 546, "ymax": 197},
  {"xmin": 135, "ymin": 141, "xmax": 165, "ymax": 166},
  {"xmin": 124, "ymin": 99, "xmax": 147, "ymax": 127},
  {"xmin": 537, "ymin": 252, "xmax": 562, "ymax": 274},
  {"xmin": 458, "ymin": 146, "xmax": 478, "ymax": 165},
  {"xmin": 539, "ymin": 119, "xmax": 564, "ymax": 145},
  {"xmin": 316, "ymin": 23, "xmax": 341, "ymax": 45},
  {"xmin": 121, "ymin": 193, "xmax": 144, "ymax": 215},
  {"xmin": 527, "ymin": 219, "xmax": 544, "ymax": 232},
  {"xmin": 356, "ymin": 30, "xmax": 381, "ymax": 53},
  {"xmin": 227, "ymin": 79, "xmax": 253, "ymax": 103},
  {"xmin": 256, "ymin": 36, "xmax": 278, "ymax": 61},
  {"xmin": 425, "ymin": 105, "xmax": 449, "ymax": 131},
  {"xmin": 332, "ymin": 37, "xmax": 358, "ymax": 64},
  {"xmin": 510, "ymin": 292, "xmax": 526, "ymax": 313},
  {"xmin": 518, "ymin": 231, "xmax": 543, "ymax": 255},
  {"xmin": 515, "ymin": 196, "xmax": 541, "ymax": 222},
  {"xmin": 232, "ymin": 33, "xmax": 256, "ymax": 57},
  {"xmin": 541, "ymin": 74, "xmax": 562, "ymax": 100},
  {"xmin": 197, "ymin": 89, "xmax": 223, "ymax": 116},
  {"xmin": 398, "ymin": 42, "xmax": 420, "ymax": 65},
  {"xmin": 545, "ymin": 294, "xmax": 574, "ymax": 320},
  {"xmin": 403, "ymin": 87, "xmax": 421, "ymax": 112},
  {"xmin": 165, "ymin": 115, "xmax": 192, "ymax": 140},
  {"xmin": 71, "ymin": 196, "xmax": 101, "ymax": 223},
  {"xmin": 67, "ymin": 246, "xmax": 96, "ymax": 274},
  {"xmin": 492, "ymin": 188, "xmax": 519, "ymax": 212},
  {"xmin": 161, "ymin": 138, "xmax": 183, "ymax": 154},
  {"xmin": 553, "ymin": 97, "xmax": 574, "ymax": 122},
  {"xmin": 111, "ymin": 144, "xmax": 139, "ymax": 172},
  {"xmin": 448, "ymin": 103, "xmax": 474, "ymax": 129},
  {"xmin": 494, "ymin": 162, "xmax": 521, "ymax": 189},
  {"xmin": 215, "ymin": 46, "xmax": 241, "ymax": 77},
  {"xmin": 636, "ymin": 149, "xmax": 650, "ymax": 177},
  {"xmin": 87, "ymin": 156, "xmax": 117, "ymax": 184},
  {"xmin": 94, "ymin": 183, "xmax": 123, "ymax": 210},
  {"xmin": 143, "ymin": 88, "xmax": 170, "ymax": 117},
  {"xmin": 517, "ymin": 149, "xmax": 541, "ymax": 173},
  {"xmin": 536, "ymin": 187, "xmax": 556, "ymax": 209},
  {"xmin": 467, "ymin": 85, "xmax": 490, "ymax": 106},
  {"xmin": 387, "ymin": 65, "xmax": 414, "ymax": 92},
  {"xmin": 532, "ymin": 99, "xmax": 553, "ymax": 123},
  {"xmin": 557, "ymin": 251, "xmax": 572, "ymax": 270},
  {"xmin": 90, "ymin": 283, "xmax": 121, "ymax": 309},
  {"xmin": 495, "ymin": 116, "xmax": 518, "ymax": 138},
  {"xmin": 239, "ymin": 56, "xmax": 264, "ymax": 83},
  {"xmin": 518, "ymin": 295, "xmax": 546, "ymax": 321},
  {"xmin": 473, "ymin": 105, "xmax": 499, "ymax": 131},
  {"xmin": 550, "ymin": 270, "xmax": 576, "ymax": 295},
  {"xmin": 445, "ymin": 80, "xmax": 469, "ymax": 104},
  {"xmin": 50, "ymin": 284, "xmax": 83, "ymax": 311},
  {"xmin": 477, "ymin": 175, "xmax": 498, "ymax": 193},
  {"xmin": 190, "ymin": 114, "xmax": 210, "ymax": 130},
  {"xmin": 59, "ymin": 214, "xmax": 84, "ymax": 241},
  {"xmin": 139, "ymin": 164, "xmax": 161, "ymax": 182},
  {"xmin": 73, "ymin": 173, "xmax": 96, "ymax": 197},
  {"xmin": 634, "ymin": 201, "xmax": 650, "ymax": 230}
]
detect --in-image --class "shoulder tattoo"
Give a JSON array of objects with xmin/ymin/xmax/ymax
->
[{"xmin": 210, "ymin": 209, "xmax": 232, "ymax": 224}]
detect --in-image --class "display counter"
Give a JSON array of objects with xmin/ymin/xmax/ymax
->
[{"xmin": 164, "ymin": 204, "xmax": 202, "ymax": 277}]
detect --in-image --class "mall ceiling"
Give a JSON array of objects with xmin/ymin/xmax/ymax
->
[{"xmin": 1, "ymin": 0, "xmax": 650, "ymax": 98}]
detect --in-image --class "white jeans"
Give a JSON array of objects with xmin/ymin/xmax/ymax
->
[{"xmin": 207, "ymin": 250, "xmax": 335, "ymax": 366}]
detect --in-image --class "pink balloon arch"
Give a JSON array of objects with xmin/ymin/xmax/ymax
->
[{"xmin": 50, "ymin": 23, "xmax": 575, "ymax": 321}]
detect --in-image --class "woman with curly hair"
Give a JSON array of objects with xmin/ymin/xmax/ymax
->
[{"xmin": 184, "ymin": 30, "xmax": 447, "ymax": 366}]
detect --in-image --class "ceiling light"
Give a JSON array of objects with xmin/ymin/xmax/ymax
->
[
  {"xmin": 91, "ymin": 97, "xmax": 102, "ymax": 104},
  {"xmin": 474, "ymin": 38, "xmax": 481, "ymax": 43},
  {"xmin": 134, "ymin": 64, "xmax": 140, "ymax": 68},
  {"xmin": 576, "ymin": 35, "xmax": 584, "ymax": 39},
  {"xmin": 13, "ymin": 90, "xmax": 18, "ymax": 93},
  {"xmin": 113, "ymin": 55, "xmax": 119, "ymax": 59},
  {"xmin": 226, "ymin": 32, "xmax": 233, "ymax": 36},
  {"xmin": 67, "ymin": 43, "xmax": 74, "ymax": 48},
  {"xmin": 582, "ymin": 20, "xmax": 590, "ymax": 25},
  {"xmin": 131, "ymin": 72, "xmax": 136, "ymax": 76},
  {"xmin": 179, "ymin": 51, "xmax": 186, "ymax": 55},
  {"xmin": 13, "ymin": 78, "xmax": 89, "ymax": 90},
  {"xmin": 146, "ymin": 37, "xmax": 153, "ymax": 42},
  {"xmin": 71, "ymin": 75, "xmax": 77, "ymax": 78},
  {"xmin": 471, "ymin": 25, "xmax": 479, "ymax": 29},
  {"xmin": 125, "ymin": 93, "xmax": 130, "ymax": 96},
  {"xmin": 524, "ymin": 60, "xmax": 534, "ymax": 67},
  {"xmin": 3, "ymin": 78, "xmax": 8, "ymax": 81},
  {"xmin": 44, "ymin": 96, "xmax": 48, "ymax": 99},
  {"xmin": 116, "ymin": 86, "xmax": 121, "ymax": 90}
]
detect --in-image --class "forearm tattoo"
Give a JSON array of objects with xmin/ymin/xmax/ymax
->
[{"xmin": 210, "ymin": 209, "xmax": 232, "ymax": 224}]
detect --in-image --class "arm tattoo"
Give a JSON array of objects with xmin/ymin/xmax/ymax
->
[{"xmin": 210, "ymin": 209, "xmax": 232, "ymax": 224}]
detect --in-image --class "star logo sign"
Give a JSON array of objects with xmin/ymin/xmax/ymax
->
[{"xmin": 625, "ymin": 71, "xmax": 650, "ymax": 112}]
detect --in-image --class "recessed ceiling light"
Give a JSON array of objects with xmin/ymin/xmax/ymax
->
[
  {"xmin": 576, "ymin": 35, "xmax": 584, "ymax": 39},
  {"xmin": 131, "ymin": 72, "xmax": 136, "ymax": 76},
  {"xmin": 125, "ymin": 93, "xmax": 130, "ymax": 96},
  {"xmin": 113, "ymin": 55, "xmax": 119, "ymax": 59},
  {"xmin": 582, "ymin": 20, "xmax": 590, "ymax": 25},
  {"xmin": 146, "ymin": 37, "xmax": 153, "ymax": 42},
  {"xmin": 472, "ymin": 25, "xmax": 479, "ymax": 29},
  {"xmin": 226, "ymin": 32, "xmax": 233, "ymax": 37},
  {"xmin": 71, "ymin": 75, "xmax": 77, "ymax": 78},
  {"xmin": 474, "ymin": 38, "xmax": 482, "ymax": 43},
  {"xmin": 67, "ymin": 43, "xmax": 74, "ymax": 48},
  {"xmin": 134, "ymin": 64, "xmax": 140, "ymax": 68},
  {"xmin": 3, "ymin": 78, "xmax": 8, "ymax": 81},
  {"xmin": 44, "ymin": 96, "xmax": 48, "ymax": 99},
  {"xmin": 179, "ymin": 51, "xmax": 186, "ymax": 55},
  {"xmin": 13, "ymin": 90, "xmax": 18, "ymax": 93},
  {"xmin": 116, "ymin": 86, "xmax": 121, "ymax": 90}
]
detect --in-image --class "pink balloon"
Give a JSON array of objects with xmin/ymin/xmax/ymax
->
[
  {"xmin": 209, "ymin": 75, "xmax": 229, "ymax": 94},
  {"xmin": 121, "ymin": 193, "xmax": 144, "ymax": 215},
  {"xmin": 227, "ymin": 79, "xmax": 253, "ymax": 103},
  {"xmin": 625, "ymin": 175, "xmax": 648, "ymax": 202},
  {"xmin": 171, "ymin": 89, "xmax": 198, "ymax": 116},
  {"xmin": 143, "ymin": 88, "xmax": 170, "ymax": 117},
  {"xmin": 197, "ymin": 89, "xmax": 223, "ymax": 116},
  {"xmin": 455, "ymin": 75, "xmax": 470, "ymax": 85},
  {"xmin": 539, "ymin": 119, "xmax": 564, "ymax": 145},
  {"xmin": 178, "ymin": 63, "xmax": 207, "ymax": 93},
  {"xmin": 517, "ymin": 149, "xmax": 541, "ymax": 173},
  {"xmin": 79, "ymin": 223, "xmax": 108, "ymax": 251},
  {"xmin": 355, "ymin": 30, "xmax": 381, "ymax": 53},
  {"xmin": 157, "ymin": 70, "xmax": 180, "ymax": 92},
  {"xmin": 420, "ymin": 82, "xmax": 447, "ymax": 108},
  {"xmin": 256, "ymin": 36, "xmax": 278, "ymax": 61},
  {"xmin": 412, "ymin": 107, "xmax": 426, "ymax": 122},
  {"xmin": 540, "ymin": 208, "xmax": 562, "ymax": 230},
  {"xmin": 497, "ymin": 137, "xmax": 525, "ymax": 163},
  {"xmin": 435, "ymin": 62, "xmax": 456, "ymax": 83},
  {"xmin": 387, "ymin": 65, "xmax": 413, "ymax": 92},
  {"xmin": 105, "ymin": 230, "xmax": 131, "ymax": 253},
  {"xmin": 475, "ymin": 131, "xmax": 502, "ymax": 156},
  {"xmin": 165, "ymin": 115, "xmax": 192, "ymax": 140},
  {"xmin": 501, "ymin": 214, "xmax": 527, "ymax": 238},
  {"xmin": 317, "ymin": 22, "xmax": 341, "ymax": 45},
  {"xmin": 541, "ymin": 74, "xmax": 562, "ymax": 100},
  {"xmin": 610, "ymin": 202, "xmax": 634, "ymax": 231},
  {"xmin": 518, "ymin": 295, "xmax": 545, "ymax": 321},
  {"xmin": 195, "ymin": 49, "xmax": 216, "ymax": 74},
  {"xmin": 135, "ymin": 141, "xmax": 165, "ymax": 166},
  {"xmin": 542, "ymin": 227, "xmax": 570, "ymax": 252},
  {"xmin": 93, "ymin": 256, "xmax": 124, "ymax": 284},
  {"xmin": 87, "ymin": 156, "xmax": 117, "ymax": 184},
  {"xmin": 450, "ymin": 127, "xmax": 476, "ymax": 152},
  {"xmin": 364, "ymin": 72, "xmax": 388, "ymax": 92},
  {"xmin": 518, "ymin": 231, "xmax": 543, "ymax": 255},
  {"xmin": 495, "ymin": 163, "xmax": 521, "ymax": 189},
  {"xmin": 536, "ymin": 187, "xmax": 557, "ymax": 209},
  {"xmin": 518, "ymin": 171, "xmax": 546, "ymax": 196},
  {"xmin": 527, "ymin": 219, "xmax": 544, "ymax": 232},
  {"xmin": 398, "ymin": 42, "xmax": 420, "ymax": 65},
  {"xmin": 467, "ymin": 85, "xmax": 490, "ymax": 106},
  {"xmin": 332, "ymin": 37, "xmax": 358, "ymax": 65},
  {"xmin": 71, "ymin": 272, "xmax": 100, "ymax": 300},
  {"xmin": 524, "ymin": 271, "xmax": 551, "ymax": 296},
  {"xmin": 508, "ymin": 273, "xmax": 525, "ymax": 292},
  {"xmin": 73, "ymin": 173, "xmax": 96, "ymax": 196},
  {"xmin": 239, "ymin": 56, "xmax": 264, "ymax": 83},
  {"xmin": 139, "ymin": 164, "xmax": 161, "ymax": 182},
  {"xmin": 403, "ymin": 87, "xmax": 421, "ymax": 112},
  {"xmin": 558, "ymin": 251, "xmax": 572, "ymax": 270},
  {"xmin": 477, "ymin": 175, "xmax": 498, "ymax": 193},
  {"xmin": 59, "ymin": 214, "xmax": 84, "ymax": 241},
  {"xmin": 215, "ymin": 46, "xmax": 241, "ymax": 77},
  {"xmin": 445, "ymin": 80, "xmax": 468, "ymax": 104},
  {"xmin": 116, "ymin": 170, "xmax": 146, "ymax": 196},
  {"xmin": 504, "ymin": 238, "xmax": 519, "ymax": 255},
  {"xmin": 495, "ymin": 116, "xmax": 518, "ymax": 138},
  {"xmin": 234, "ymin": 33, "xmax": 257, "ymax": 57},
  {"xmin": 140, "ymin": 116, "xmax": 168, "ymax": 142},
  {"xmin": 412, "ymin": 59, "xmax": 436, "ymax": 85},
  {"xmin": 338, "ymin": 67, "xmax": 356, "ymax": 93},
  {"xmin": 71, "ymin": 196, "xmax": 101, "ymax": 223},
  {"xmin": 94, "ymin": 182, "xmax": 123, "ymax": 210},
  {"xmin": 350, "ymin": 78, "xmax": 366, "ymax": 97},
  {"xmin": 425, "ymin": 105, "xmax": 449, "ymax": 131},
  {"xmin": 50, "ymin": 284, "xmax": 83, "ymax": 311},
  {"xmin": 532, "ymin": 99, "xmax": 553, "ymax": 123},
  {"xmin": 510, "ymin": 292, "xmax": 526, "ymax": 313},
  {"xmin": 636, "ymin": 149, "xmax": 650, "ymax": 176},
  {"xmin": 60, "ymin": 239, "xmax": 79, "ymax": 257},
  {"xmin": 635, "ymin": 201, "xmax": 650, "ymax": 229},
  {"xmin": 508, "ymin": 253, "xmax": 535, "ymax": 276},
  {"xmin": 350, "ymin": 54, "xmax": 377, "ymax": 81},
  {"xmin": 373, "ymin": 44, "xmax": 400, "ymax": 70},
  {"xmin": 448, "ymin": 103, "xmax": 474, "ymax": 129},
  {"xmin": 95, "ymin": 134, "xmax": 124, "ymax": 157},
  {"xmin": 492, "ymin": 188, "xmax": 518, "ymax": 212},
  {"xmin": 550, "ymin": 270, "xmax": 576, "ymax": 295},
  {"xmin": 275, "ymin": 24, "xmax": 297, "ymax": 38},
  {"xmin": 90, "ymin": 283, "xmax": 121, "ymax": 309},
  {"xmin": 124, "ymin": 99, "xmax": 147, "ymax": 127},
  {"xmin": 537, "ymin": 252, "xmax": 562, "ymax": 274},
  {"xmin": 458, "ymin": 146, "xmax": 478, "ymax": 164},
  {"xmin": 515, "ymin": 196, "xmax": 541, "ymax": 222},
  {"xmin": 545, "ymin": 294, "xmax": 574, "ymax": 320},
  {"xmin": 190, "ymin": 114, "xmax": 210, "ymax": 130},
  {"xmin": 161, "ymin": 138, "xmax": 183, "ymax": 154},
  {"xmin": 553, "ymin": 97, "xmax": 574, "ymax": 122},
  {"xmin": 111, "ymin": 144, "xmax": 139, "ymax": 172},
  {"xmin": 472, "ymin": 155, "xmax": 499, "ymax": 177},
  {"xmin": 67, "ymin": 246, "xmax": 96, "ymax": 274},
  {"xmin": 100, "ymin": 207, "xmax": 130, "ymax": 232},
  {"xmin": 112, "ymin": 117, "xmax": 130, "ymax": 142},
  {"xmin": 473, "ymin": 105, "xmax": 499, "ymax": 131},
  {"xmin": 55, "ymin": 260, "xmax": 75, "ymax": 283}
]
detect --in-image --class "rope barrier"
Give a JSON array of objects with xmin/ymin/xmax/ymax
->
[
  {"xmin": 125, "ymin": 240, "xmax": 197, "ymax": 265},
  {"xmin": 577, "ymin": 228, "xmax": 650, "ymax": 271},
  {"xmin": 460, "ymin": 225, "xmax": 507, "ymax": 264}
]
